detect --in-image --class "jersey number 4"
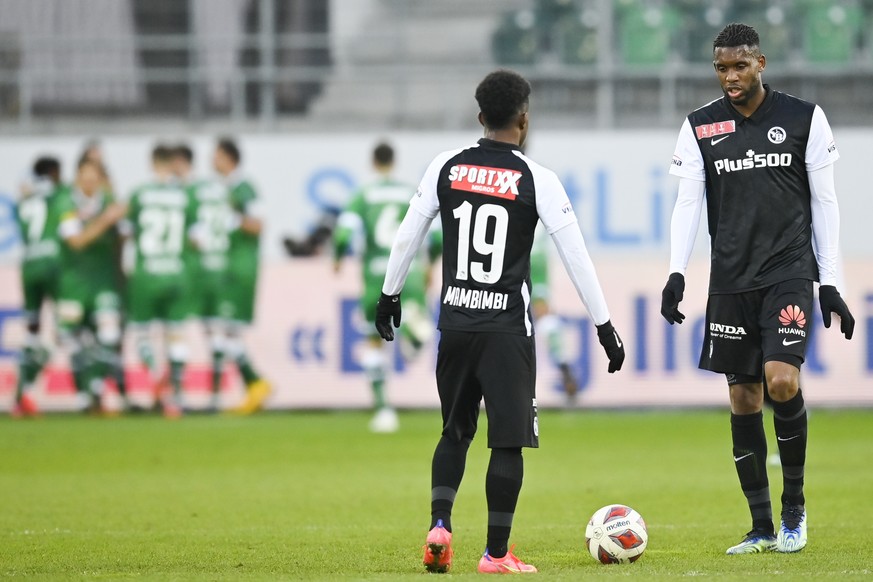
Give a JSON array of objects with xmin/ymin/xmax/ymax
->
[{"xmin": 452, "ymin": 201, "xmax": 508, "ymax": 284}]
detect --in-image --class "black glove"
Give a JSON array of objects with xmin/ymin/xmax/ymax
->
[
  {"xmin": 819, "ymin": 285, "xmax": 854, "ymax": 340},
  {"xmin": 596, "ymin": 320, "xmax": 625, "ymax": 374},
  {"xmin": 375, "ymin": 293, "xmax": 402, "ymax": 341},
  {"xmin": 660, "ymin": 272, "xmax": 686, "ymax": 325}
]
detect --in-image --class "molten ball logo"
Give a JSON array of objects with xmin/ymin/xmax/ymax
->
[{"xmin": 779, "ymin": 305, "xmax": 806, "ymax": 328}]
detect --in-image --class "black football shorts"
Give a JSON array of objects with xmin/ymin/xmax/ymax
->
[
  {"xmin": 435, "ymin": 330, "xmax": 539, "ymax": 449},
  {"xmin": 699, "ymin": 278, "xmax": 814, "ymax": 380}
]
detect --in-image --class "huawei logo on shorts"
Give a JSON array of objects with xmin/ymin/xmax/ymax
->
[{"xmin": 779, "ymin": 305, "xmax": 806, "ymax": 328}]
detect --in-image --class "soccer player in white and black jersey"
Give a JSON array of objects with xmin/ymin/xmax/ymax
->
[
  {"xmin": 661, "ymin": 23, "xmax": 855, "ymax": 555},
  {"xmin": 375, "ymin": 70, "xmax": 625, "ymax": 574}
]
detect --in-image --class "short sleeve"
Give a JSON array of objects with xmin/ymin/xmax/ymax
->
[
  {"xmin": 344, "ymin": 190, "xmax": 365, "ymax": 218},
  {"xmin": 806, "ymin": 105, "xmax": 839, "ymax": 172},
  {"xmin": 186, "ymin": 187, "xmax": 199, "ymax": 227},
  {"xmin": 55, "ymin": 192, "xmax": 80, "ymax": 239},
  {"xmin": 232, "ymin": 181, "xmax": 257, "ymax": 213},
  {"xmin": 669, "ymin": 118, "xmax": 706, "ymax": 182}
]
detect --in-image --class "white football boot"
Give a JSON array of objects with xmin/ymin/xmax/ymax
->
[
  {"xmin": 776, "ymin": 505, "xmax": 807, "ymax": 552},
  {"xmin": 726, "ymin": 531, "xmax": 777, "ymax": 555}
]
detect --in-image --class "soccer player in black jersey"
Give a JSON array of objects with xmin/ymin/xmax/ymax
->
[
  {"xmin": 375, "ymin": 70, "xmax": 625, "ymax": 574},
  {"xmin": 661, "ymin": 23, "xmax": 855, "ymax": 555}
]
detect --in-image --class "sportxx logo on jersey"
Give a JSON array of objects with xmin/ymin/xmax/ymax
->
[
  {"xmin": 694, "ymin": 120, "xmax": 736, "ymax": 140},
  {"xmin": 713, "ymin": 149, "xmax": 793, "ymax": 175},
  {"xmin": 778, "ymin": 304, "xmax": 807, "ymax": 340},
  {"xmin": 448, "ymin": 164, "xmax": 521, "ymax": 200}
]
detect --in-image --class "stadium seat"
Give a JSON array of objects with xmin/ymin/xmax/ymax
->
[
  {"xmin": 616, "ymin": 0, "xmax": 681, "ymax": 65},
  {"xmin": 492, "ymin": 10, "xmax": 538, "ymax": 65},
  {"xmin": 556, "ymin": 9, "xmax": 599, "ymax": 65},
  {"xmin": 802, "ymin": 1, "xmax": 862, "ymax": 63},
  {"xmin": 729, "ymin": 1, "xmax": 795, "ymax": 64}
]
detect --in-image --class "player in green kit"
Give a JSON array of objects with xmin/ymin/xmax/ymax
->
[
  {"xmin": 530, "ymin": 225, "xmax": 580, "ymax": 405},
  {"xmin": 125, "ymin": 145, "xmax": 197, "ymax": 418},
  {"xmin": 55, "ymin": 159, "xmax": 129, "ymax": 413},
  {"xmin": 333, "ymin": 142, "xmax": 441, "ymax": 433},
  {"xmin": 212, "ymin": 138, "xmax": 272, "ymax": 414},
  {"xmin": 172, "ymin": 143, "xmax": 236, "ymax": 411},
  {"xmin": 12, "ymin": 157, "xmax": 64, "ymax": 417}
]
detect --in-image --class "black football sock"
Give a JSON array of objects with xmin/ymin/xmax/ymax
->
[
  {"xmin": 15, "ymin": 344, "xmax": 41, "ymax": 401},
  {"xmin": 211, "ymin": 350, "xmax": 224, "ymax": 395},
  {"xmin": 169, "ymin": 359, "xmax": 185, "ymax": 399},
  {"xmin": 772, "ymin": 389, "xmax": 807, "ymax": 507},
  {"xmin": 485, "ymin": 447, "xmax": 523, "ymax": 559},
  {"xmin": 430, "ymin": 435, "xmax": 471, "ymax": 533},
  {"xmin": 71, "ymin": 348, "xmax": 90, "ymax": 394},
  {"xmin": 236, "ymin": 352, "xmax": 260, "ymax": 385},
  {"xmin": 731, "ymin": 411, "xmax": 773, "ymax": 534},
  {"xmin": 95, "ymin": 343, "xmax": 127, "ymax": 398}
]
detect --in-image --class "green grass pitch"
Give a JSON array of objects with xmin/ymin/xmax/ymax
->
[{"xmin": 1, "ymin": 408, "xmax": 872, "ymax": 580}]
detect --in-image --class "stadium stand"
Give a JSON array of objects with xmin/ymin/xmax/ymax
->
[{"xmin": 1, "ymin": 0, "xmax": 873, "ymax": 129}]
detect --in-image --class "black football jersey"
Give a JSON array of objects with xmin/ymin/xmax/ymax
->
[
  {"xmin": 410, "ymin": 138, "xmax": 577, "ymax": 335},
  {"xmin": 669, "ymin": 86, "xmax": 839, "ymax": 294}
]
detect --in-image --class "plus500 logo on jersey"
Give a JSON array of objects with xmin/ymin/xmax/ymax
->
[
  {"xmin": 714, "ymin": 151, "xmax": 793, "ymax": 175},
  {"xmin": 448, "ymin": 164, "xmax": 521, "ymax": 200}
]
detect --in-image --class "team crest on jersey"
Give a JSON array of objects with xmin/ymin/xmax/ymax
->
[
  {"xmin": 448, "ymin": 164, "xmax": 521, "ymax": 200},
  {"xmin": 768, "ymin": 126, "xmax": 787, "ymax": 144},
  {"xmin": 694, "ymin": 120, "xmax": 736, "ymax": 140}
]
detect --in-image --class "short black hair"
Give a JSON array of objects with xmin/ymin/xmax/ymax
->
[
  {"xmin": 173, "ymin": 144, "xmax": 194, "ymax": 164},
  {"xmin": 152, "ymin": 144, "xmax": 174, "ymax": 163},
  {"xmin": 217, "ymin": 137, "xmax": 241, "ymax": 164},
  {"xmin": 33, "ymin": 156, "xmax": 60, "ymax": 178},
  {"xmin": 475, "ymin": 69, "xmax": 531, "ymax": 130},
  {"xmin": 713, "ymin": 23, "xmax": 760, "ymax": 53},
  {"xmin": 373, "ymin": 142, "xmax": 394, "ymax": 166}
]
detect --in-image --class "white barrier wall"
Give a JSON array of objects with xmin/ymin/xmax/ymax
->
[
  {"xmin": 1, "ymin": 129, "xmax": 871, "ymax": 262},
  {"xmin": 1, "ymin": 258, "xmax": 871, "ymax": 410},
  {"xmin": 0, "ymin": 130, "xmax": 870, "ymax": 410}
]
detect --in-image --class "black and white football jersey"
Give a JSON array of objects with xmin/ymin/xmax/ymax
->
[
  {"xmin": 410, "ymin": 138, "xmax": 577, "ymax": 335},
  {"xmin": 669, "ymin": 86, "xmax": 839, "ymax": 294}
]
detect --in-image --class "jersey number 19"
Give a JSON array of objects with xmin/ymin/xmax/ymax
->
[{"xmin": 452, "ymin": 201, "xmax": 507, "ymax": 284}]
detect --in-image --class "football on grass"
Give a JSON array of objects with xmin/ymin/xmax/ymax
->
[{"xmin": 585, "ymin": 504, "xmax": 648, "ymax": 564}]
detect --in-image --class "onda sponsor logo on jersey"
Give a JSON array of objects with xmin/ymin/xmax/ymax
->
[
  {"xmin": 448, "ymin": 164, "xmax": 521, "ymax": 200},
  {"xmin": 694, "ymin": 120, "xmax": 736, "ymax": 139},
  {"xmin": 709, "ymin": 322, "xmax": 746, "ymax": 340},
  {"xmin": 443, "ymin": 285, "xmax": 508, "ymax": 310},
  {"xmin": 714, "ymin": 149, "xmax": 793, "ymax": 175}
]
